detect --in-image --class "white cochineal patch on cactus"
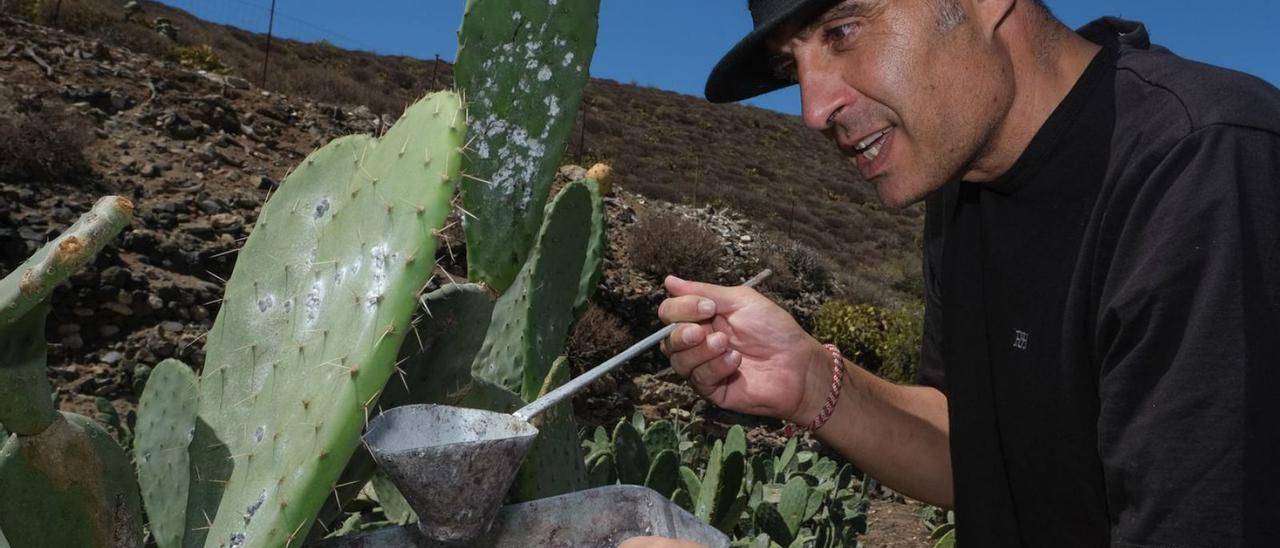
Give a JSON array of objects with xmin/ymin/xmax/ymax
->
[
  {"xmin": 304, "ymin": 246, "xmax": 318, "ymax": 272},
  {"xmin": 474, "ymin": 111, "xmax": 549, "ymax": 211},
  {"xmin": 313, "ymin": 198, "xmax": 331, "ymax": 220},
  {"xmin": 332, "ymin": 257, "xmax": 361, "ymax": 287},
  {"xmin": 366, "ymin": 244, "xmax": 395, "ymax": 309},
  {"xmin": 467, "ymin": 17, "xmax": 569, "ymax": 201},
  {"xmin": 304, "ymin": 279, "xmax": 323, "ymax": 325}
]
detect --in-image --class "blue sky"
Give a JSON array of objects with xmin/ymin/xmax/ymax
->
[{"xmin": 157, "ymin": 0, "xmax": 1279, "ymax": 115}]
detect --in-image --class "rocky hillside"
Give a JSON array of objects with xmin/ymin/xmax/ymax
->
[{"xmin": 3, "ymin": 0, "xmax": 927, "ymax": 307}]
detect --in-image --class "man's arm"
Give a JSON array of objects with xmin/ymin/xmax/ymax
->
[
  {"xmin": 657, "ymin": 276, "xmax": 954, "ymax": 508},
  {"xmin": 808, "ymin": 360, "xmax": 953, "ymax": 507},
  {"xmin": 1095, "ymin": 126, "xmax": 1280, "ymax": 546}
]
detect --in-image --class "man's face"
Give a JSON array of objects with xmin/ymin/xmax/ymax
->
[{"xmin": 768, "ymin": 0, "xmax": 1014, "ymax": 207}]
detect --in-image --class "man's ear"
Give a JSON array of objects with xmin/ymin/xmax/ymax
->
[{"xmin": 968, "ymin": 0, "xmax": 1016, "ymax": 39}]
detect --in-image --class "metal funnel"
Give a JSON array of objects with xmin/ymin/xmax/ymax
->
[{"xmin": 363, "ymin": 404, "xmax": 539, "ymax": 546}]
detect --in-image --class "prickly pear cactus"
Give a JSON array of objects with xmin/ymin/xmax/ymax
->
[
  {"xmin": 0, "ymin": 196, "xmax": 135, "ymax": 327},
  {"xmin": 778, "ymin": 475, "xmax": 812, "ymax": 539},
  {"xmin": 455, "ymin": 0, "xmax": 601, "ymax": 292},
  {"xmin": 0, "ymin": 196, "xmax": 139, "ymax": 548},
  {"xmin": 133, "ymin": 359, "xmax": 198, "ymax": 548},
  {"xmin": 645, "ymin": 449, "xmax": 680, "ymax": 499},
  {"xmin": 382, "ymin": 283, "xmax": 498, "ymax": 409},
  {"xmin": 136, "ymin": 91, "xmax": 465, "ymax": 548},
  {"xmin": 0, "ymin": 413, "xmax": 142, "ymax": 548},
  {"xmin": 471, "ymin": 180, "xmax": 594, "ymax": 402},
  {"xmin": 0, "ymin": 196, "xmax": 133, "ymax": 435},
  {"xmin": 612, "ymin": 419, "xmax": 648, "ymax": 486},
  {"xmin": 573, "ymin": 178, "xmax": 607, "ymax": 320},
  {"xmin": 694, "ymin": 431, "xmax": 748, "ymax": 534}
]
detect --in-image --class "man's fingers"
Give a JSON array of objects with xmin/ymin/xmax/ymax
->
[
  {"xmin": 658, "ymin": 294, "xmax": 718, "ymax": 324},
  {"xmin": 688, "ymin": 350, "xmax": 742, "ymax": 390},
  {"xmin": 663, "ymin": 275, "xmax": 755, "ymax": 314},
  {"xmin": 664, "ymin": 275, "xmax": 738, "ymax": 301},
  {"xmin": 661, "ymin": 323, "xmax": 709, "ymax": 356},
  {"xmin": 669, "ymin": 331, "xmax": 730, "ymax": 376}
]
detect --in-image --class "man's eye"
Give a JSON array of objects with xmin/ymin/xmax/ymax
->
[
  {"xmin": 823, "ymin": 22, "xmax": 859, "ymax": 48},
  {"xmin": 770, "ymin": 56, "xmax": 798, "ymax": 83}
]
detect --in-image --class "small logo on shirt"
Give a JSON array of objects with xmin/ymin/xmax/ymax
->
[{"xmin": 1013, "ymin": 330, "xmax": 1029, "ymax": 350}]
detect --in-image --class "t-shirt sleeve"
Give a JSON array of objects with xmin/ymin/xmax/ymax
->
[
  {"xmin": 1095, "ymin": 126, "xmax": 1280, "ymax": 547},
  {"xmin": 915, "ymin": 183, "xmax": 954, "ymax": 391}
]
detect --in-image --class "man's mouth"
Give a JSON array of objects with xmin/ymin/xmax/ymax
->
[{"xmin": 853, "ymin": 127, "xmax": 892, "ymax": 161}]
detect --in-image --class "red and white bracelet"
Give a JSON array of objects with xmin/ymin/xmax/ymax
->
[{"xmin": 785, "ymin": 343, "xmax": 846, "ymax": 438}]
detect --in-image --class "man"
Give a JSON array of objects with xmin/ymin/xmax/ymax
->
[{"xmin": 638, "ymin": 0, "xmax": 1280, "ymax": 546}]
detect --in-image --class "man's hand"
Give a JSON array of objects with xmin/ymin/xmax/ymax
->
[
  {"xmin": 658, "ymin": 275, "xmax": 830, "ymax": 424},
  {"xmin": 617, "ymin": 536, "xmax": 705, "ymax": 548}
]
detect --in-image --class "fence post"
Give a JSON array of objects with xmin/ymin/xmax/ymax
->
[
  {"xmin": 431, "ymin": 53, "xmax": 440, "ymax": 89},
  {"xmin": 260, "ymin": 0, "xmax": 277, "ymax": 88}
]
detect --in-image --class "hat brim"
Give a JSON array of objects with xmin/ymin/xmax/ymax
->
[{"xmin": 704, "ymin": 0, "xmax": 838, "ymax": 104}]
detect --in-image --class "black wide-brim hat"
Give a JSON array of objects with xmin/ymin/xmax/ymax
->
[{"xmin": 705, "ymin": 0, "xmax": 841, "ymax": 103}]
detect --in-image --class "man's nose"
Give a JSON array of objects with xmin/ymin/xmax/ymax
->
[{"xmin": 797, "ymin": 59, "xmax": 857, "ymax": 132}]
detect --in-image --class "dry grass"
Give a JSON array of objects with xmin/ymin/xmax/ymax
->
[
  {"xmin": 757, "ymin": 233, "xmax": 835, "ymax": 299},
  {"xmin": 627, "ymin": 209, "xmax": 724, "ymax": 283},
  {"xmin": 565, "ymin": 303, "xmax": 632, "ymax": 373},
  {"xmin": 0, "ymin": 108, "xmax": 95, "ymax": 184}
]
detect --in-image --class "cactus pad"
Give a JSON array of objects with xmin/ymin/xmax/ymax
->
[
  {"xmin": 0, "ymin": 412, "xmax": 141, "ymax": 547},
  {"xmin": 641, "ymin": 420, "xmax": 679, "ymax": 462},
  {"xmin": 644, "ymin": 449, "xmax": 680, "ymax": 499},
  {"xmin": 0, "ymin": 196, "xmax": 134, "ymax": 327},
  {"xmin": 133, "ymin": 359, "xmax": 198, "ymax": 548},
  {"xmin": 456, "ymin": 0, "xmax": 601, "ymax": 292},
  {"xmin": 572, "ymin": 178, "xmax": 607, "ymax": 320},
  {"xmin": 380, "ymin": 283, "xmax": 496, "ymax": 409},
  {"xmin": 150, "ymin": 92, "xmax": 465, "ymax": 547},
  {"xmin": 0, "ymin": 196, "xmax": 133, "ymax": 436},
  {"xmin": 471, "ymin": 181, "xmax": 594, "ymax": 401},
  {"xmin": 612, "ymin": 418, "xmax": 649, "ymax": 486}
]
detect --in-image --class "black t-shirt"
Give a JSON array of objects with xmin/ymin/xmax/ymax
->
[{"xmin": 917, "ymin": 18, "xmax": 1280, "ymax": 547}]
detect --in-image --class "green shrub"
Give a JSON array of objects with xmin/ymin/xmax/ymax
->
[
  {"xmin": 812, "ymin": 300, "xmax": 923, "ymax": 384},
  {"xmin": 174, "ymin": 44, "xmax": 227, "ymax": 73},
  {"xmin": 2, "ymin": 0, "xmax": 43, "ymax": 20}
]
